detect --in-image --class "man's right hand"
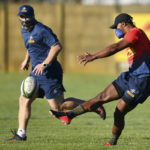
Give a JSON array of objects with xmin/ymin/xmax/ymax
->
[
  {"xmin": 21, "ymin": 60, "xmax": 29, "ymax": 71},
  {"xmin": 78, "ymin": 52, "xmax": 95, "ymax": 66}
]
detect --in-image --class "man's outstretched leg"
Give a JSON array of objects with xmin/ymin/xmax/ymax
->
[
  {"xmin": 7, "ymin": 95, "xmax": 35, "ymax": 141},
  {"xmin": 61, "ymin": 97, "xmax": 106, "ymax": 120},
  {"xmin": 49, "ymin": 96, "xmax": 106, "ymax": 125},
  {"xmin": 50, "ymin": 84, "xmax": 119, "ymax": 125}
]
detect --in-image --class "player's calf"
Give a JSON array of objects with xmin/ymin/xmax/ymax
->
[{"xmin": 105, "ymin": 107, "xmax": 125, "ymax": 146}]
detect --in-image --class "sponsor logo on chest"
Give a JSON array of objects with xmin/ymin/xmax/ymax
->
[
  {"xmin": 127, "ymin": 48, "xmax": 136, "ymax": 58},
  {"xmin": 28, "ymin": 36, "xmax": 35, "ymax": 43}
]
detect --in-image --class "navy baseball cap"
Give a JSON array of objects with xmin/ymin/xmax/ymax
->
[
  {"xmin": 110, "ymin": 13, "xmax": 133, "ymax": 29},
  {"xmin": 17, "ymin": 5, "xmax": 34, "ymax": 17}
]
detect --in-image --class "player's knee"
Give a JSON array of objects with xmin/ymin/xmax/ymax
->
[
  {"xmin": 114, "ymin": 107, "xmax": 124, "ymax": 120},
  {"xmin": 51, "ymin": 104, "xmax": 60, "ymax": 111},
  {"xmin": 114, "ymin": 107, "xmax": 125, "ymax": 129},
  {"xmin": 19, "ymin": 95, "xmax": 33, "ymax": 106}
]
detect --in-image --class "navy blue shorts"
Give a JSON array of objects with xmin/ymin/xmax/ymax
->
[
  {"xmin": 112, "ymin": 72, "xmax": 150, "ymax": 106},
  {"xmin": 30, "ymin": 74, "xmax": 65, "ymax": 99}
]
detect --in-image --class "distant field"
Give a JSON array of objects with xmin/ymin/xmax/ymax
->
[{"xmin": 0, "ymin": 72, "xmax": 150, "ymax": 150}]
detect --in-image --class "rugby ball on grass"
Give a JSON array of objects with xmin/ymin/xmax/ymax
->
[{"xmin": 21, "ymin": 76, "xmax": 39, "ymax": 98}]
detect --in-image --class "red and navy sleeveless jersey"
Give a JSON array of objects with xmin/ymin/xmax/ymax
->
[{"xmin": 123, "ymin": 27, "xmax": 150, "ymax": 78}]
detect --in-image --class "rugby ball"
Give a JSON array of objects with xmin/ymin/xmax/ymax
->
[{"xmin": 21, "ymin": 76, "xmax": 39, "ymax": 98}]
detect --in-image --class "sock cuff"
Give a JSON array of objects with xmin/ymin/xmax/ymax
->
[
  {"xmin": 17, "ymin": 129, "xmax": 26, "ymax": 138},
  {"xmin": 80, "ymin": 104, "xmax": 86, "ymax": 112}
]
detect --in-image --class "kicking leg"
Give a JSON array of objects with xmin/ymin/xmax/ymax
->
[
  {"xmin": 50, "ymin": 83, "xmax": 120, "ymax": 124},
  {"xmin": 48, "ymin": 94, "xmax": 106, "ymax": 124},
  {"xmin": 48, "ymin": 94, "xmax": 85, "ymax": 125},
  {"xmin": 67, "ymin": 83, "xmax": 119, "ymax": 117},
  {"xmin": 61, "ymin": 97, "xmax": 106, "ymax": 120}
]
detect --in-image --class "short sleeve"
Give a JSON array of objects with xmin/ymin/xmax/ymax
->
[
  {"xmin": 42, "ymin": 28, "xmax": 59, "ymax": 47},
  {"xmin": 123, "ymin": 29, "xmax": 139, "ymax": 45}
]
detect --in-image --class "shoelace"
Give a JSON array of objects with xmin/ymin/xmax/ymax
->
[{"xmin": 10, "ymin": 129, "xmax": 17, "ymax": 136}]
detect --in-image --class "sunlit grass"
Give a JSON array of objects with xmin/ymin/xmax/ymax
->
[{"xmin": 0, "ymin": 72, "xmax": 150, "ymax": 150}]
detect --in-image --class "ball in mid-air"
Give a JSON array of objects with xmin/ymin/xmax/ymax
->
[{"xmin": 21, "ymin": 76, "xmax": 39, "ymax": 98}]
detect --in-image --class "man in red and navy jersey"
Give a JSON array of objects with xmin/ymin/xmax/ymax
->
[
  {"xmin": 50, "ymin": 13, "xmax": 150, "ymax": 146},
  {"xmin": 124, "ymin": 24, "xmax": 150, "ymax": 76}
]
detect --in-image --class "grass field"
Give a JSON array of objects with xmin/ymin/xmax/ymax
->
[{"xmin": 0, "ymin": 72, "xmax": 150, "ymax": 150}]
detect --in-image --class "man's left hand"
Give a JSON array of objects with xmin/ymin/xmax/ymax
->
[{"xmin": 33, "ymin": 64, "xmax": 45, "ymax": 75}]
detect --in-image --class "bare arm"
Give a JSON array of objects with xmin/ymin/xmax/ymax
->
[
  {"xmin": 78, "ymin": 40, "xmax": 132, "ymax": 66},
  {"xmin": 43, "ymin": 43, "xmax": 62, "ymax": 64},
  {"xmin": 21, "ymin": 51, "xmax": 30, "ymax": 71},
  {"xmin": 33, "ymin": 43, "xmax": 62, "ymax": 75}
]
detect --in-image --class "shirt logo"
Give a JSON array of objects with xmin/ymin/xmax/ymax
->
[
  {"xmin": 21, "ymin": 7, "xmax": 27, "ymax": 13},
  {"xmin": 28, "ymin": 36, "xmax": 35, "ymax": 43},
  {"xmin": 127, "ymin": 48, "xmax": 136, "ymax": 58}
]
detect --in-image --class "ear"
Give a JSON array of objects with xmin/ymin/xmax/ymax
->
[{"xmin": 121, "ymin": 22, "xmax": 126, "ymax": 27}]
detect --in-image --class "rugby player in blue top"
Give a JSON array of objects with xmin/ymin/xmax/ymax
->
[{"xmin": 7, "ymin": 5, "xmax": 105, "ymax": 141}]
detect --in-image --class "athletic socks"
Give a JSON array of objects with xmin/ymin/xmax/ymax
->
[
  {"xmin": 67, "ymin": 104, "xmax": 86, "ymax": 118},
  {"xmin": 108, "ymin": 132, "xmax": 121, "ymax": 145},
  {"xmin": 17, "ymin": 129, "xmax": 26, "ymax": 138}
]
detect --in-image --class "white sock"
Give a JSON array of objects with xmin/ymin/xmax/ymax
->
[{"xmin": 17, "ymin": 129, "xmax": 26, "ymax": 138}]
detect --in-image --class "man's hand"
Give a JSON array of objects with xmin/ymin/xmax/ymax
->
[
  {"xmin": 33, "ymin": 64, "xmax": 45, "ymax": 75},
  {"xmin": 21, "ymin": 60, "xmax": 29, "ymax": 71},
  {"xmin": 78, "ymin": 52, "xmax": 95, "ymax": 66}
]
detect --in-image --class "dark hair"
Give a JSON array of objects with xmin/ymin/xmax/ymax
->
[{"xmin": 127, "ymin": 21, "xmax": 136, "ymax": 27}]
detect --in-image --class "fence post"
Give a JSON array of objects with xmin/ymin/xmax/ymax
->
[
  {"xmin": 57, "ymin": 1, "xmax": 66, "ymax": 71},
  {"xmin": 2, "ymin": 1, "xmax": 9, "ymax": 72},
  {"xmin": 115, "ymin": 0, "xmax": 121, "ymax": 12}
]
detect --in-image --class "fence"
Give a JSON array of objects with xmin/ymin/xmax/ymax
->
[{"xmin": 1, "ymin": 3, "xmax": 150, "ymax": 73}]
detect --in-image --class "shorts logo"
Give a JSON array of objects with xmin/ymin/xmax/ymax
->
[
  {"xmin": 28, "ymin": 36, "xmax": 35, "ymax": 43},
  {"xmin": 53, "ymin": 89, "xmax": 58, "ymax": 94},
  {"xmin": 127, "ymin": 89, "xmax": 135, "ymax": 98}
]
